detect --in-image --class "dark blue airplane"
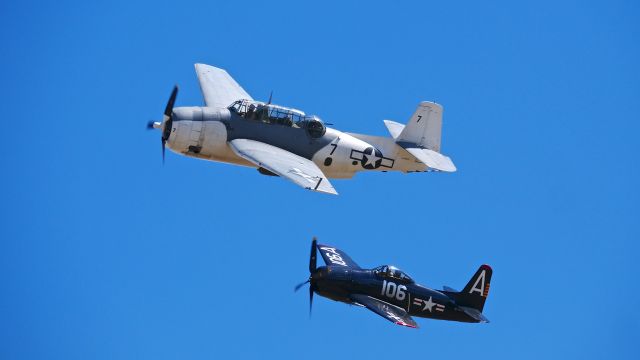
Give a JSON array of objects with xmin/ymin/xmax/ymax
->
[{"xmin": 295, "ymin": 238, "xmax": 492, "ymax": 328}]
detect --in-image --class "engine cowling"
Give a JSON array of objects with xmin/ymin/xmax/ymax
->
[{"xmin": 166, "ymin": 107, "xmax": 229, "ymax": 156}]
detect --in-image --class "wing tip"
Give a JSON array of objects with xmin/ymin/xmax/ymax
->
[
  {"xmin": 395, "ymin": 321, "xmax": 419, "ymax": 329},
  {"xmin": 305, "ymin": 186, "xmax": 338, "ymax": 195},
  {"xmin": 438, "ymin": 160, "xmax": 457, "ymax": 172},
  {"xmin": 194, "ymin": 63, "xmax": 228, "ymax": 74}
]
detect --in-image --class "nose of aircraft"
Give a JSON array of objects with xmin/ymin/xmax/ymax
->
[
  {"xmin": 146, "ymin": 85, "xmax": 178, "ymax": 164},
  {"xmin": 311, "ymin": 267, "xmax": 327, "ymax": 281}
]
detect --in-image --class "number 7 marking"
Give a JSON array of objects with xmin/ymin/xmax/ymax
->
[{"xmin": 329, "ymin": 143, "xmax": 337, "ymax": 155}]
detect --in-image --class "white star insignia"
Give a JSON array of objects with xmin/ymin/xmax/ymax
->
[
  {"xmin": 422, "ymin": 296, "xmax": 436, "ymax": 312},
  {"xmin": 364, "ymin": 150, "xmax": 379, "ymax": 167}
]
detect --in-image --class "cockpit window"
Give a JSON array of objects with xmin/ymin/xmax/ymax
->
[
  {"xmin": 228, "ymin": 99, "xmax": 305, "ymax": 127},
  {"xmin": 373, "ymin": 265, "xmax": 414, "ymax": 283}
]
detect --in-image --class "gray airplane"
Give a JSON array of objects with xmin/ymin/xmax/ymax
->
[{"xmin": 148, "ymin": 64, "xmax": 456, "ymax": 195}]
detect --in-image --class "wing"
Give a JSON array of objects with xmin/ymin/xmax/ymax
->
[
  {"xmin": 350, "ymin": 294, "xmax": 418, "ymax": 328},
  {"xmin": 316, "ymin": 244, "xmax": 360, "ymax": 268},
  {"xmin": 228, "ymin": 139, "xmax": 338, "ymax": 195},
  {"xmin": 194, "ymin": 64, "xmax": 253, "ymax": 109}
]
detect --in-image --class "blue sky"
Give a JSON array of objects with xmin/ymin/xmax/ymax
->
[{"xmin": 1, "ymin": 0, "xmax": 638, "ymax": 358}]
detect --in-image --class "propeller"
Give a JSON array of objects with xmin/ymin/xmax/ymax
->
[
  {"xmin": 294, "ymin": 237, "xmax": 318, "ymax": 317},
  {"xmin": 147, "ymin": 85, "xmax": 178, "ymax": 164},
  {"xmin": 294, "ymin": 280, "xmax": 309, "ymax": 292},
  {"xmin": 267, "ymin": 90, "xmax": 273, "ymax": 105},
  {"xmin": 309, "ymin": 236, "xmax": 317, "ymax": 273}
]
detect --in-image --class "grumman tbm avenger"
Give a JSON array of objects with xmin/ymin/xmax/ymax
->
[
  {"xmin": 147, "ymin": 64, "xmax": 456, "ymax": 195},
  {"xmin": 295, "ymin": 238, "xmax": 492, "ymax": 328}
]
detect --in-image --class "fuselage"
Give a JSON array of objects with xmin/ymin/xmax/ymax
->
[
  {"xmin": 312, "ymin": 265, "xmax": 479, "ymax": 323},
  {"xmin": 164, "ymin": 103, "xmax": 429, "ymax": 179}
]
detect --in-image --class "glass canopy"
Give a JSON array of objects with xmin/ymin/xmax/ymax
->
[
  {"xmin": 228, "ymin": 99, "xmax": 326, "ymax": 138},
  {"xmin": 373, "ymin": 265, "xmax": 414, "ymax": 284}
]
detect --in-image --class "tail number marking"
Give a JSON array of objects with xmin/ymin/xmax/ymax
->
[
  {"xmin": 381, "ymin": 280, "xmax": 406, "ymax": 301},
  {"xmin": 469, "ymin": 269, "xmax": 486, "ymax": 296}
]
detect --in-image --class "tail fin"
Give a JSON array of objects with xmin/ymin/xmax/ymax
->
[
  {"xmin": 449, "ymin": 264, "xmax": 492, "ymax": 312},
  {"xmin": 396, "ymin": 101, "xmax": 443, "ymax": 152}
]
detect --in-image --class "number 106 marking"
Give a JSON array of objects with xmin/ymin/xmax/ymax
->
[{"xmin": 381, "ymin": 280, "xmax": 406, "ymax": 301}]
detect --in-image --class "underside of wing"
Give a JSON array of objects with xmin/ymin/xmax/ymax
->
[
  {"xmin": 229, "ymin": 139, "xmax": 338, "ymax": 195},
  {"xmin": 350, "ymin": 294, "xmax": 418, "ymax": 328},
  {"xmin": 316, "ymin": 244, "xmax": 360, "ymax": 268},
  {"xmin": 194, "ymin": 64, "xmax": 253, "ymax": 109}
]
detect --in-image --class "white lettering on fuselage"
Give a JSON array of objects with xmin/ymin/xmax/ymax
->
[
  {"xmin": 319, "ymin": 247, "xmax": 348, "ymax": 266},
  {"xmin": 381, "ymin": 280, "xmax": 407, "ymax": 301}
]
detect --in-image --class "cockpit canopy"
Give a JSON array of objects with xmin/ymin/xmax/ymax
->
[
  {"xmin": 228, "ymin": 99, "xmax": 326, "ymax": 138},
  {"xmin": 373, "ymin": 265, "xmax": 414, "ymax": 284}
]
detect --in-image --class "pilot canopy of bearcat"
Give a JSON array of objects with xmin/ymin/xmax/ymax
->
[
  {"xmin": 228, "ymin": 99, "xmax": 327, "ymax": 138},
  {"xmin": 373, "ymin": 265, "xmax": 415, "ymax": 284}
]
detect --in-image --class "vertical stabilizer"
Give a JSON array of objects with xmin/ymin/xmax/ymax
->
[
  {"xmin": 396, "ymin": 102, "xmax": 443, "ymax": 152},
  {"xmin": 446, "ymin": 264, "xmax": 492, "ymax": 312}
]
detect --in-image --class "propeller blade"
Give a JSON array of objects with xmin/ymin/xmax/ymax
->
[
  {"xmin": 309, "ymin": 285, "xmax": 314, "ymax": 317},
  {"xmin": 161, "ymin": 138, "xmax": 166, "ymax": 165},
  {"xmin": 309, "ymin": 237, "xmax": 317, "ymax": 273},
  {"xmin": 267, "ymin": 90, "xmax": 273, "ymax": 105},
  {"xmin": 162, "ymin": 86, "xmax": 178, "ymax": 140},
  {"xmin": 160, "ymin": 86, "xmax": 178, "ymax": 164},
  {"xmin": 147, "ymin": 121, "xmax": 155, "ymax": 130},
  {"xmin": 294, "ymin": 280, "xmax": 309, "ymax": 292},
  {"xmin": 164, "ymin": 85, "xmax": 178, "ymax": 118}
]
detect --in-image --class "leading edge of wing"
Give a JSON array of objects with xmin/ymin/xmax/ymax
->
[
  {"xmin": 228, "ymin": 139, "xmax": 338, "ymax": 195},
  {"xmin": 350, "ymin": 294, "xmax": 418, "ymax": 329}
]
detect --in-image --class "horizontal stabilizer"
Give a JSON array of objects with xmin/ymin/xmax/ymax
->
[
  {"xmin": 443, "ymin": 286, "xmax": 458, "ymax": 292},
  {"xmin": 401, "ymin": 146, "xmax": 456, "ymax": 172},
  {"xmin": 460, "ymin": 306, "xmax": 490, "ymax": 323},
  {"xmin": 383, "ymin": 120, "xmax": 405, "ymax": 139}
]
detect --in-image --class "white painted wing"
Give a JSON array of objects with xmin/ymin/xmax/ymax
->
[
  {"xmin": 404, "ymin": 147, "xmax": 457, "ymax": 172},
  {"xmin": 229, "ymin": 139, "xmax": 338, "ymax": 195},
  {"xmin": 194, "ymin": 64, "xmax": 253, "ymax": 109}
]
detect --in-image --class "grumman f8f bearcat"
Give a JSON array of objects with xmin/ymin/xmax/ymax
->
[
  {"xmin": 295, "ymin": 238, "xmax": 492, "ymax": 328},
  {"xmin": 148, "ymin": 64, "xmax": 456, "ymax": 195}
]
